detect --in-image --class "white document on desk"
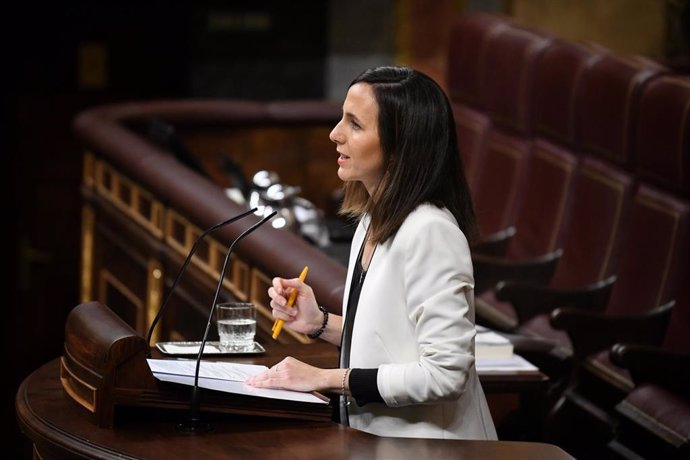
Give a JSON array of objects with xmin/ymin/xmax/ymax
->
[
  {"xmin": 147, "ymin": 359, "xmax": 328, "ymax": 404},
  {"xmin": 475, "ymin": 354, "xmax": 539, "ymax": 373}
]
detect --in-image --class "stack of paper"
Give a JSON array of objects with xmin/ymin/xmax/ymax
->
[
  {"xmin": 474, "ymin": 326, "xmax": 538, "ymax": 373},
  {"xmin": 475, "ymin": 354, "xmax": 539, "ymax": 374},
  {"xmin": 475, "ymin": 328, "xmax": 514, "ymax": 360}
]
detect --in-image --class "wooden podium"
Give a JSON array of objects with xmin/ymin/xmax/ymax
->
[
  {"xmin": 59, "ymin": 301, "xmax": 332, "ymax": 428},
  {"xmin": 18, "ymin": 358, "xmax": 575, "ymax": 459},
  {"xmin": 16, "ymin": 301, "xmax": 576, "ymax": 459}
]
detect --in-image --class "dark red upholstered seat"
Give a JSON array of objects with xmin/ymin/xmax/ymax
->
[
  {"xmin": 445, "ymin": 12, "xmax": 688, "ymax": 456},
  {"xmin": 608, "ymin": 264, "xmax": 690, "ymax": 459},
  {"xmin": 482, "ymin": 24, "xmax": 552, "ymax": 135},
  {"xmin": 484, "ymin": 52, "xmax": 668, "ymax": 337},
  {"xmin": 575, "ymin": 53, "xmax": 667, "ymax": 169},
  {"xmin": 613, "ymin": 384, "xmax": 690, "ymax": 459},
  {"xmin": 447, "ymin": 13, "xmax": 511, "ymax": 199},
  {"xmin": 555, "ymin": 184, "xmax": 690, "ymax": 376},
  {"xmin": 480, "ymin": 157, "xmax": 635, "ymax": 332},
  {"xmin": 470, "ymin": 22, "xmax": 552, "ymax": 243},
  {"xmin": 544, "ymin": 185, "xmax": 690, "ymax": 456},
  {"xmin": 532, "ymin": 153, "xmax": 631, "ymax": 302},
  {"xmin": 510, "ymin": 38, "xmax": 606, "ymax": 257},
  {"xmin": 473, "ymin": 142, "xmax": 578, "ymax": 309},
  {"xmin": 532, "ymin": 39, "xmax": 607, "ymax": 147},
  {"xmin": 472, "ymin": 38, "xmax": 603, "ymax": 326},
  {"xmin": 507, "ymin": 142, "xmax": 578, "ymax": 260},
  {"xmin": 452, "ymin": 102, "xmax": 490, "ymax": 190},
  {"xmin": 543, "ymin": 67, "xmax": 690, "ymax": 409},
  {"xmin": 634, "ymin": 75, "xmax": 690, "ymax": 197},
  {"xmin": 447, "ymin": 12, "xmax": 511, "ymax": 109},
  {"xmin": 472, "ymin": 129, "xmax": 532, "ymax": 240},
  {"xmin": 596, "ymin": 195, "xmax": 690, "ymax": 459},
  {"xmin": 608, "ymin": 267, "xmax": 690, "ymax": 459}
]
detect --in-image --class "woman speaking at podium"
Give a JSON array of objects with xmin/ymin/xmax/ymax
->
[{"xmin": 247, "ymin": 66, "xmax": 497, "ymax": 440}]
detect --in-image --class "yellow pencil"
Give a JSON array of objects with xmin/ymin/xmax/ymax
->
[{"xmin": 272, "ymin": 266, "xmax": 308, "ymax": 339}]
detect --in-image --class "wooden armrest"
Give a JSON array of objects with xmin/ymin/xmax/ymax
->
[
  {"xmin": 550, "ymin": 300, "xmax": 674, "ymax": 360},
  {"xmin": 471, "ymin": 226, "xmax": 516, "ymax": 257},
  {"xmin": 473, "ymin": 249, "xmax": 562, "ymax": 294},
  {"xmin": 495, "ymin": 275, "xmax": 615, "ymax": 324},
  {"xmin": 610, "ymin": 343, "xmax": 690, "ymax": 397},
  {"xmin": 498, "ymin": 331, "xmax": 559, "ymax": 354}
]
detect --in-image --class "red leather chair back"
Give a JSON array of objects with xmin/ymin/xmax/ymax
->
[
  {"xmin": 607, "ymin": 185, "xmax": 690, "ymax": 316},
  {"xmin": 533, "ymin": 39, "xmax": 606, "ymax": 147},
  {"xmin": 498, "ymin": 39, "xmax": 603, "ymax": 260},
  {"xmin": 452, "ymin": 102, "xmax": 490, "ymax": 190},
  {"xmin": 448, "ymin": 12, "xmax": 511, "ymax": 109},
  {"xmin": 662, "ymin": 257, "xmax": 690, "ymax": 352},
  {"xmin": 472, "ymin": 129, "xmax": 531, "ymax": 238},
  {"xmin": 507, "ymin": 140, "xmax": 578, "ymax": 259},
  {"xmin": 483, "ymin": 25, "xmax": 552, "ymax": 135},
  {"xmin": 634, "ymin": 76, "xmax": 690, "ymax": 197},
  {"xmin": 630, "ymin": 75, "xmax": 690, "ymax": 353},
  {"xmin": 575, "ymin": 54, "xmax": 666, "ymax": 169},
  {"xmin": 551, "ymin": 157, "xmax": 635, "ymax": 288},
  {"xmin": 470, "ymin": 22, "xmax": 554, "ymax": 238},
  {"xmin": 448, "ymin": 13, "xmax": 511, "ymax": 190}
]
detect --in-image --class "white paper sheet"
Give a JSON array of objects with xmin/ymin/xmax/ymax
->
[
  {"xmin": 148, "ymin": 358, "xmax": 267, "ymax": 381},
  {"xmin": 475, "ymin": 354, "xmax": 539, "ymax": 373},
  {"xmin": 147, "ymin": 359, "xmax": 327, "ymax": 404},
  {"xmin": 476, "ymin": 329, "xmax": 511, "ymax": 345}
]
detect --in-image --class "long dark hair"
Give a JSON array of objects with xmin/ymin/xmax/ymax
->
[{"xmin": 339, "ymin": 66, "xmax": 478, "ymax": 245}]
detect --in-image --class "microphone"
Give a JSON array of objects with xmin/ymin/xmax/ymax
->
[
  {"xmin": 177, "ymin": 210, "xmax": 277, "ymax": 433},
  {"xmin": 145, "ymin": 208, "xmax": 258, "ymax": 357}
]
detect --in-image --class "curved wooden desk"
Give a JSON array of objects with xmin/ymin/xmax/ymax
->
[{"xmin": 17, "ymin": 356, "xmax": 572, "ymax": 459}]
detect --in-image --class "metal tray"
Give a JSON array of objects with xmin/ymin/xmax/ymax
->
[{"xmin": 156, "ymin": 341, "xmax": 265, "ymax": 356}]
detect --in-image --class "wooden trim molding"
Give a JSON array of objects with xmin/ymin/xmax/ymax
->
[
  {"xmin": 146, "ymin": 259, "xmax": 164, "ymax": 345},
  {"xmin": 80, "ymin": 204, "xmax": 95, "ymax": 303}
]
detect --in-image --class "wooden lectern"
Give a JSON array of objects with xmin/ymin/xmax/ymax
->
[{"xmin": 60, "ymin": 301, "xmax": 332, "ymax": 427}]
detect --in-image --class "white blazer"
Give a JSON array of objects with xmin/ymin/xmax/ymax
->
[{"xmin": 343, "ymin": 204, "xmax": 497, "ymax": 440}]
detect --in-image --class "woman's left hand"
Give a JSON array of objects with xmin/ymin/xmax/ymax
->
[{"xmin": 245, "ymin": 356, "xmax": 327, "ymax": 392}]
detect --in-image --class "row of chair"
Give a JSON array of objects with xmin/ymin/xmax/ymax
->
[{"xmin": 447, "ymin": 12, "xmax": 690, "ymax": 459}]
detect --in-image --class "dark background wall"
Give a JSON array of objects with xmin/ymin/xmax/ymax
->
[
  {"xmin": 5, "ymin": 3, "xmax": 191, "ymax": 457},
  {"xmin": 3, "ymin": 2, "xmax": 389, "ymax": 458}
]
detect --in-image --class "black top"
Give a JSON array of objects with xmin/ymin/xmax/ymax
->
[{"xmin": 339, "ymin": 235, "xmax": 384, "ymax": 424}]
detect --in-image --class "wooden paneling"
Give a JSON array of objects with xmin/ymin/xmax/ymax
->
[{"xmin": 81, "ymin": 155, "xmax": 316, "ymax": 344}]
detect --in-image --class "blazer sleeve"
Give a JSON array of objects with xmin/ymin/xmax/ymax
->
[{"xmin": 377, "ymin": 211, "xmax": 476, "ymax": 407}]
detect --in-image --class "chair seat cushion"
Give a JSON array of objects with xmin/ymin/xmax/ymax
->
[{"xmin": 617, "ymin": 383, "xmax": 690, "ymax": 448}]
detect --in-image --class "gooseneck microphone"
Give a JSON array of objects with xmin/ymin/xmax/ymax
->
[
  {"xmin": 177, "ymin": 210, "xmax": 277, "ymax": 433},
  {"xmin": 145, "ymin": 208, "xmax": 258, "ymax": 357}
]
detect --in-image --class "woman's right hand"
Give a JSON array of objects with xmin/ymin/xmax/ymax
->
[{"xmin": 269, "ymin": 276, "xmax": 322, "ymax": 335}]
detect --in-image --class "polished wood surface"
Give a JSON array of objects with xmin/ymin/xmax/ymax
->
[
  {"xmin": 17, "ymin": 359, "xmax": 573, "ymax": 459},
  {"xmin": 17, "ymin": 334, "xmax": 569, "ymax": 460},
  {"xmin": 57, "ymin": 299, "xmax": 547, "ymax": 432},
  {"xmin": 58, "ymin": 302, "xmax": 331, "ymax": 429}
]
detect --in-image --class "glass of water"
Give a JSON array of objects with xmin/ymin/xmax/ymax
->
[{"xmin": 215, "ymin": 302, "xmax": 257, "ymax": 352}]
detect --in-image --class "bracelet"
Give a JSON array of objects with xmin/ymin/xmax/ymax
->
[
  {"xmin": 341, "ymin": 368, "xmax": 351, "ymax": 400},
  {"xmin": 307, "ymin": 305, "xmax": 329, "ymax": 339}
]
